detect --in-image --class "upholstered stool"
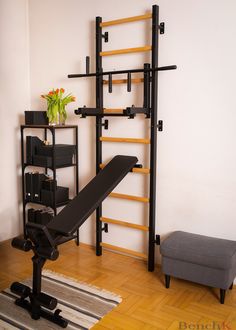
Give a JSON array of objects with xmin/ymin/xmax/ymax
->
[{"xmin": 160, "ymin": 231, "xmax": 236, "ymax": 303}]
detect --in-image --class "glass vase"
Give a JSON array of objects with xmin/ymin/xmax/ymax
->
[{"xmin": 59, "ymin": 113, "xmax": 66, "ymax": 125}]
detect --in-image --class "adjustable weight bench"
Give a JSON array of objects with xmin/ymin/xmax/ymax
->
[{"xmin": 11, "ymin": 155, "xmax": 138, "ymax": 328}]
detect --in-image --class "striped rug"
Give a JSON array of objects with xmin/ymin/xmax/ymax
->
[{"xmin": 0, "ymin": 270, "xmax": 122, "ymax": 329}]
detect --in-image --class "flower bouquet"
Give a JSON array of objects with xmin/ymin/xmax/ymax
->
[{"xmin": 41, "ymin": 88, "xmax": 76, "ymax": 125}]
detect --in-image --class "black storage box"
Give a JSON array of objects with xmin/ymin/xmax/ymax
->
[
  {"xmin": 41, "ymin": 186, "xmax": 69, "ymax": 206},
  {"xmin": 25, "ymin": 111, "xmax": 48, "ymax": 125},
  {"xmin": 26, "ymin": 136, "xmax": 76, "ymax": 167},
  {"xmin": 28, "ymin": 208, "xmax": 53, "ymax": 226},
  {"xmin": 25, "ymin": 172, "xmax": 48, "ymax": 202},
  {"xmin": 32, "ymin": 155, "xmax": 73, "ymax": 167},
  {"xmin": 42, "ymin": 179, "xmax": 57, "ymax": 191},
  {"xmin": 37, "ymin": 144, "xmax": 76, "ymax": 157},
  {"xmin": 26, "ymin": 136, "xmax": 44, "ymax": 164}
]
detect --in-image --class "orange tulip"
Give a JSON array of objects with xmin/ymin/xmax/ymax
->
[
  {"xmin": 60, "ymin": 88, "xmax": 65, "ymax": 93},
  {"xmin": 49, "ymin": 91, "xmax": 54, "ymax": 95},
  {"xmin": 71, "ymin": 96, "xmax": 76, "ymax": 102}
]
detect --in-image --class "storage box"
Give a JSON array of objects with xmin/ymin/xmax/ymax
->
[
  {"xmin": 37, "ymin": 144, "xmax": 76, "ymax": 158},
  {"xmin": 41, "ymin": 186, "xmax": 69, "ymax": 206},
  {"xmin": 26, "ymin": 136, "xmax": 44, "ymax": 164},
  {"xmin": 25, "ymin": 172, "xmax": 48, "ymax": 202},
  {"xmin": 25, "ymin": 111, "xmax": 48, "ymax": 125},
  {"xmin": 32, "ymin": 155, "xmax": 73, "ymax": 167},
  {"xmin": 28, "ymin": 208, "xmax": 53, "ymax": 225},
  {"xmin": 42, "ymin": 179, "xmax": 57, "ymax": 191},
  {"xmin": 26, "ymin": 136, "xmax": 76, "ymax": 167}
]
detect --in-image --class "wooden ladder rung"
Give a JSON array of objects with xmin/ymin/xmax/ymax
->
[
  {"xmin": 100, "ymin": 13, "xmax": 152, "ymax": 27},
  {"xmin": 100, "ymin": 46, "xmax": 151, "ymax": 57},
  {"xmin": 103, "ymin": 78, "xmax": 144, "ymax": 85},
  {"xmin": 109, "ymin": 192, "xmax": 149, "ymax": 203},
  {"xmin": 100, "ymin": 137, "xmax": 150, "ymax": 144},
  {"xmin": 103, "ymin": 108, "xmax": 124, "ymax": 114},
  {"xmin": 100, "ymin": 216, "xmax": 149, "ymax": 231},
  {"xmin": 100, "ymin": 242, "xmax": 148, "ymax": 260},
  {"xmin": 100, "ymin": 163, "xmax": 150, "ymax": 174}
]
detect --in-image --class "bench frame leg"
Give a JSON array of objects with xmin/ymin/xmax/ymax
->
[
  {"xmin": 11, "ymin": 255, "xmax": 68, "ymax": 328},
  {"xmin": 220, "ymin": 289, "xmax": 226, "ymax": 304},
  {"xmin": 165, "ymin": 274, "xmax": 170, "ymax": 288}
]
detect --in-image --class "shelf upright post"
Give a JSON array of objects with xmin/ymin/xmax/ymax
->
[
  {"xmin": 44, "ymin": 128, "xmax": 48, "ymax": 175},
  {"xmin": 148, "ymin": 4, "xmax": 159, "ymax": 271},
  {"xmin": 95, "ymin": 16, "xmax": 103, "ymax": 256},
  {"xmin": 21, "ymin": 126, "xmax": 27, "ymax": 238},
  {"xmin": 51, "ymin": 127, "xmax": 57, "ymax": 215},
  {"xmin": 75, "ymin": 125, "xmax": 79, "ymax": 245},
  {"xmin": 75, "ymin": 126, "xmax": 79, "ymax": 196}
]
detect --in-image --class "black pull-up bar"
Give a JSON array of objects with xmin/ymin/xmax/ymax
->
[{"xmin": 68, "ymin": 65, "xmax": 177, "ymax": 79}]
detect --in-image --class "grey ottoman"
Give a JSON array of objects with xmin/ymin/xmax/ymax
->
[{"xmin": 160, "ymin": 231, "xmax": 236, "ymax": 303}]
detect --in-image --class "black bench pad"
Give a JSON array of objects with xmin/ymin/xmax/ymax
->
[{"xmin": 47, "ymin": 155, "xmax": 138, "ymax": 236}]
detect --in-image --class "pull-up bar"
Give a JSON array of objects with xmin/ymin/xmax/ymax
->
[{"xmin": 68, "ymin": 65, "xmax": 177, "ymax": 79}]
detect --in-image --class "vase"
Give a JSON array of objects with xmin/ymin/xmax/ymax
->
[
  {"xmin": 49, "ymin": 119, "xmax": 58, "ymax": 126},
  {"xmin": 59, "ymin": 113, "xmax": 66, "ymax": 125}
]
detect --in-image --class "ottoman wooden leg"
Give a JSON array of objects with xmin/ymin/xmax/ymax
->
[
  {"xmin": 229, "ymin": 282, "xmax": 233, "ymax": 290},
  {"xmin": 220, "ymin": 289, "xmax": 226, "ymax": 304},
  {"xmin": 165, "ymin": 275, "xmax": 170, "ymax": 288}
]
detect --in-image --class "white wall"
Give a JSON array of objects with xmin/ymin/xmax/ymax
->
[
  {"xmin": 0, "ymin": 0, "xmax": 30, "ymax": 241},
  {"xmin": 2, "ymin": 0, "xmax": 236, "ymax": 257}
]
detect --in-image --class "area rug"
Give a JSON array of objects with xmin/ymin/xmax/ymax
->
[{"xmin": 0, "ymin": 270, "xmax": 122, "ymax": 329}]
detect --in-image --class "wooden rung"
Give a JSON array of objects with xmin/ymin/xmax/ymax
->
[
  {"xmin": 100, "ymin": 137, "xmax": 150, "ymax": 144},
  {"xmin": 100, "ymin": 242, "xmax": 148, "ymax": 260},
  {"xmin": 100, "ymin": 13, "xmax": 152, "ymax": 27},
  {"xmin": 100, "ymin": 46, "xmax": 151, "ymax": 57},
  {"xmin": 100, "ymin": 217, "xmax": 149, "ymax": 231},
  {"xmin": 103, "ymin": 108, "xmax": 123, "ymax": 114},
  {"xmin": 100, "ymin": 163, "xmax": 150, "ymax": 174},
  {"xmin": 109, "ymin": 192, "xmax": 149, "ymax": 203},
  {"xmin": 103, "ymin": 78, "xmax": 144, "ymax": 85}
]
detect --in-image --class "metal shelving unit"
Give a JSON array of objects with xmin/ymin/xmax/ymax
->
[{"xmin": 21, "ymin": 124, "xmax": 79, "ymax": 243}]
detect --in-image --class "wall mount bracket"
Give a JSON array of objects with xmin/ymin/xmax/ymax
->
[
  {"xmin": 155, "ymin": 235, "xmax": 161, "ymax": 245},
  {"xmin": 102, "ymin": 32, "xmax": 109, "ymax": 42},
  {"xmin": 102, "ymin": 119, "xmax": 109, "ymax": 130},
  {"xmin": 157, "ymin": 120, "xmax": 163, "ymax": 131},
  {"xmin": 102, "ymin": 223, "xmax": 108, "ymax": 233},
  {"xmin": 159, "ymin": 22, "xmax": 165, "ymax": 34}
]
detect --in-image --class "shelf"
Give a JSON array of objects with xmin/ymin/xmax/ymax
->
[
  {"xmin": 21, "ymin": 124, "xmax": 78, "ymax": 129},
  {"xmin": 24, "ymin": 163, "xmax": 77, "ymax": 170},
  {"xmin": 24, "ymin": 199, "xmax": 72, "ymax": 208}
]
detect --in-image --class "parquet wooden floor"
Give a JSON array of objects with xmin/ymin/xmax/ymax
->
[{"xmin": 0, "ymin": 239, "xmax": 236, "ymax": 329}]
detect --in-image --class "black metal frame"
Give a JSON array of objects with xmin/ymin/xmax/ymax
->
[
  {"xmin": 148, "ymin": 4, "xmax": 159, "ymax": 271},
  {"xmin": 11, "ymin": 226, "xmax": 68, "ymax": 327},
  {"xmin": 95, "ymin": 17, "xmax": 103, "ymax": 256},
  {"xmin": 21, "ymin": 125, "xmax": 79, "ymax": 245},
  {"xmin": 69, "ymin": 5, "xmax": 176, "ymax": 271}
]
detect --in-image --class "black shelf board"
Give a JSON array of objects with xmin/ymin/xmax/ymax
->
[
  {"xmin": 24, "ymin": 163, "xmax": 77, "ymax": 170},
  {"xmin": 21, "ymin": 124, "xmax": 77, "ymax": 129},
  {"xmin": 24, "ymin": 199, "xmax": 72, "ymax": 208}
]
